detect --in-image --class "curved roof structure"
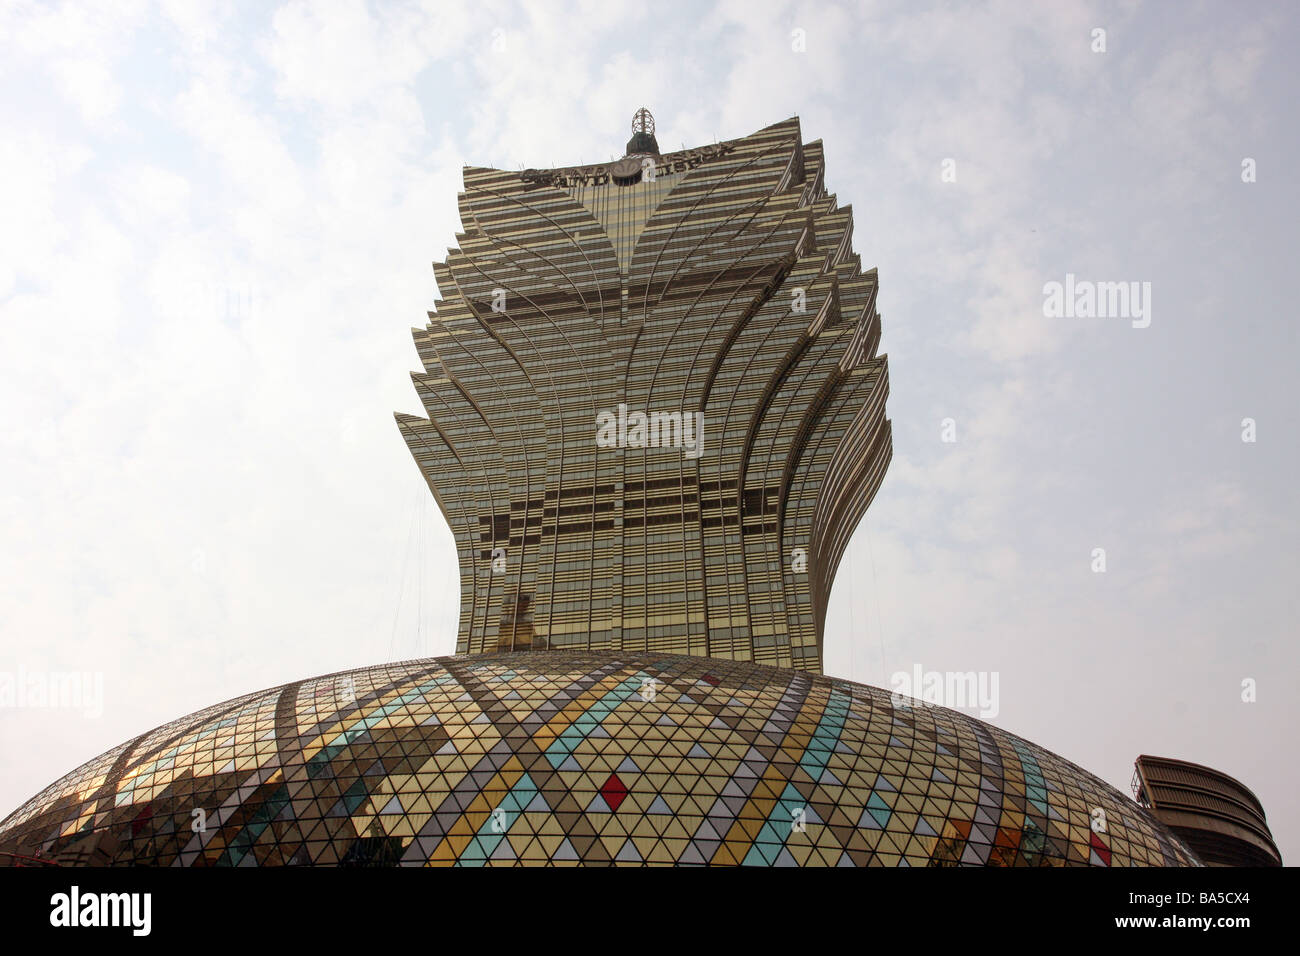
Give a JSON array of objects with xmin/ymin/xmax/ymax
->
[{"xmin": 0, "ymin": 653, "xmax": 1197, "ymax": 866}]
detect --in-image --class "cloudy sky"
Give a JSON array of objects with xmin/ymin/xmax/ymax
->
[{"xmin": 2, "ymin": 0, "xmax": 1296, "ymax": 863}]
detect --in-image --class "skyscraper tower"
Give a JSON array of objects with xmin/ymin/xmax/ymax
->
[{"xmin": 397, "ymin": 111, "xmax": 891, "ymax": 672}]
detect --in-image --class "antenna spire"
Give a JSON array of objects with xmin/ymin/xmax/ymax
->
[{"xmin": 625, "ymin": 107, "xmax": 660, "ymax": 156}]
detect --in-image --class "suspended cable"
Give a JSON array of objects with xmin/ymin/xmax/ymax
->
[{"xmin": 389, "ymin": 484, "xmax": 418, "ymax": 661}]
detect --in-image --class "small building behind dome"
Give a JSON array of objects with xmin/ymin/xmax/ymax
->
[{"xmin": 1133, "ymin": 755, "xmax": 1281, "ymax": 867}]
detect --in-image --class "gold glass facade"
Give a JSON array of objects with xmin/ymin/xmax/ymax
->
[{"xmin": 397, "ymin": 118, "xmax": 891, "ymax": 672}]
